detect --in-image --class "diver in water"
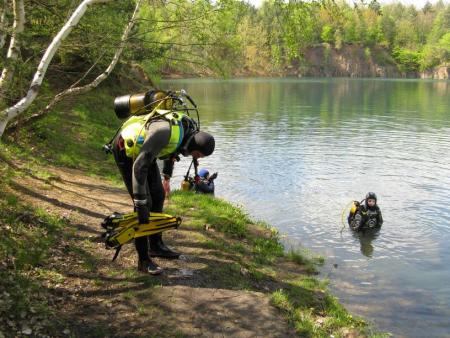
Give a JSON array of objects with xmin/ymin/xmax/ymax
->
[
  {"xmin": 194, "ymin": 168, "xmax": 217, "ymax": 195},
  {"xmin": 348, "ymin": 192, "xmax": 383, "ymax": 231}
]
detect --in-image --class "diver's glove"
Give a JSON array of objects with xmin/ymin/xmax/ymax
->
[{"xmin": 134, "ymin": 199, "xmax": 149, "ymax": 224}]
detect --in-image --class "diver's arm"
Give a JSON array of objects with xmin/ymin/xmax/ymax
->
[
  {"xmin": 377, "ymin": 208, "xmax": 383, "ymax": 227},
  {"xmin": 162, "ymin": 159, "xmax": 175, "ymax": 178}
]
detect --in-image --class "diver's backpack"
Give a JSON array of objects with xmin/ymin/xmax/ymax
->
[{"xmin": 347, "ymin": 201, "xmax": 361, "ymax": 225}]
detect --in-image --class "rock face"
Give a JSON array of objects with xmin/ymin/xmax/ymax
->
[
  {"xmin": 293, "ymin": 44, "xmax": 402, "ymax": 78},
  {"xmin": 284, "ymin": 45, "xmax": 449, "ymax": 79},
  {"xmin": 163, "ymin": 44, "xmax": 449, "ymax": 79},
  {"xmin": 420, "ymin": 66, "xmax": 450, "ymax": 80}
]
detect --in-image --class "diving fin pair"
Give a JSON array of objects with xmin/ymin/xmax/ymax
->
[{"xmin": 101, "ymin": 211, "xmax": 182, "ymax": 250}]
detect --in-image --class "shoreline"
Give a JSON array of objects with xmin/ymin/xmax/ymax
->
[
  {"xmin": 0, "ymin": 148, "xmax": 383, "ymax": 337},
  {"xmin": 0, "ymin": 85, "xmax": 386, "ymax": 337},
  {"xmin": 161, "ymin": 73, "xmax": 450, "ymax": 81}
]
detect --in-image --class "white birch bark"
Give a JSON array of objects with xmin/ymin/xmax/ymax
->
[
  {"xmin": 0, "ymin": 0, "xmax": 25, "ymax": 94},
  {"xmin": 37, "ymin": 0, "xmax": 143, "ymax": 117},
  {"xmin": 0, "ymin": 0, "xmax": 111, "ymax": 138},
  {"xmin": 0, "ymin": 0, "xmax": 8, "ymax": 49}
]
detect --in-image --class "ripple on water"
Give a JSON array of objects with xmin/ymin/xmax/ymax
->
[{"xmin": 166, "ymin": 78, "xmax": 450, "ymax": 337}]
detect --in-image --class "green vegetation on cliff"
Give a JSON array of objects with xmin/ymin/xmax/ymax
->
[{"xmin": 135, "ymin": 0, "xmax": 450, "ymax": 77}]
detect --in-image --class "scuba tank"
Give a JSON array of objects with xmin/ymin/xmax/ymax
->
[
  {"xmin": 180, "ymin": 159, "xmax": 198, "ymax": 191},
  {"xmin": 181, "ymin": 180, "xmax": 191, "ymax": 191},
  {"xmin": 114, "ymin": 90, "xmax": 173, "ymax": 119},
  {"xmin": 347, "ymin": 201, "xmax": 361, "ymax": 225},
  {"xmin": 103, "ymin": 88, "xmax": 201, "ymax": 155}
]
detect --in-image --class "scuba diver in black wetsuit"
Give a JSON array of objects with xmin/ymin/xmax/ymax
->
[
  {"xmin": 110, "ymin": 90, "xmax": 215, "ymax": 275},
  {"xmin": 194, "ymin": 168, "xmax": 217, "ymax": 195},
  {"xmin": 348, "ymin": 192, "xmax": 383, "ymax": 231}
]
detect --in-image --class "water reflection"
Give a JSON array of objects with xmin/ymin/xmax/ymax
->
[
  {"xmin": 163, "ymin": 78, "xmax": 450, "ymax": 338},
  {"xmin": 351, "ymin": 228, "xmax": 381, "ymax": 258},
  {"xmin": 164, "ymin": 78, "xmax": 450, "ymax": 127}
]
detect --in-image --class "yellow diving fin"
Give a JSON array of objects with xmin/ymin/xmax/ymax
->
[{"xmin": 101, "ymin": 212, "xmax": 182, "ymax": 249}]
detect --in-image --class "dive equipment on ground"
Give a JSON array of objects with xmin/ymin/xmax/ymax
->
[
  {"xmin": 181, "ymin": 159, "xmax": 198, "ymax": 191},
  {"xmin": 198, "ymin": 168, "xmax": 209, "ymax": 178},
  {"xmin": 101, "ymin": 211, "xmax": 182, "ymax": 260}
]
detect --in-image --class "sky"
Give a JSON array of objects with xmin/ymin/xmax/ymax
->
[{"xmin": 247, "ymin": 0, "xmax": 447, "ymax": 8}]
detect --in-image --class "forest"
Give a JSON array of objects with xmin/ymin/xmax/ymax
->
[{"xmin": 0, "ymin": 0, "xmax": 449, "ymax": 135}]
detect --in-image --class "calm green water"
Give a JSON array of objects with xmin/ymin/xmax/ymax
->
[{"xmin": 163, "ymin": 78, "xmax": 450, "ymax": 337}]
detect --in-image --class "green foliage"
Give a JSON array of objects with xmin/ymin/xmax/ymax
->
[
  {"xmin": 287, "ymin": 248, "xmax": 324, "ymax": 274},
  {"xmin": 364, "ymin": 47, "xmax": 372, "ymax": 60},
  {"xmin": 1, "ymin": 1, "xmax": 136, "ymax": 107},
  {"xmin": 321, "ymin": 25, "xmax": 334, "ymax": 43},
  {"xmin": 392, "ymin": 47, "xmax": 422, "ymax": 72}
]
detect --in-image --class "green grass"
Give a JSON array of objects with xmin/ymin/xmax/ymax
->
[
  {"xmin": 166, "ymin": 191, "xmax": 286, "ymax": 264},
  {"xmin": 3, "ymin": 88, "xmax": 123, "ymax": 185},
  {"xmin": 287, "ymin": 248, "xmax": 325, "ymax": 274},
  {"xmin": 0, "ymin": 185, "xmax": 69, "ymax": 334},
  {"xmin": 271, "ymin": 279, "xmax": 367, "ymax": 337}
]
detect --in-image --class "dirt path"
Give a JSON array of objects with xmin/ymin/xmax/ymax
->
[{"xmin": 6, "ymin": 163, "xmax": 296, "ymax": 337}]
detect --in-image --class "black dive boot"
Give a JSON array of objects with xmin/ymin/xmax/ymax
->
[
  {"xmin": 149, "ymin": 233, "xmax": 181, "ymax": 259},
  {"xmin": 138, "ymin": 258, "xmax": 163, "ymax": 275}
]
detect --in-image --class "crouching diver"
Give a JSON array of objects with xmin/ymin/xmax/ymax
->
[
  {"xmin": 348, "ymin": 192, "xmax": 383, "ymax": 231},
  {"xmin": 194, "ymin": 168, "xmax": 217, "ymax": 195},
  {"xmin": 110, "ymin": 89, "xmax": 215, "ymax": 274}
]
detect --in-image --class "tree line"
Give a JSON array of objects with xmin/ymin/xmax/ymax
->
[{"xmin": 144, "ymin": 0, "xmax": 450, "ymax": 76}]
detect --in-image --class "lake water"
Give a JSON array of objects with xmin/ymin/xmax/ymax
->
[{"xmin": 162, "ymin": 78, "xmax": 450, "ymax": 337}]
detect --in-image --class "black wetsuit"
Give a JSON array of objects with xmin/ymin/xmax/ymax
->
[
  {"xmin": 194, "ymin": 179, "xmax": 215, "ymax": 194},
  {"xmin": 349, "ymin": 204, "xmax": 383, "ymax": 231},
  {"xmin": 112, "ymin": 119, "xmax": 188, "ymax": 261}
]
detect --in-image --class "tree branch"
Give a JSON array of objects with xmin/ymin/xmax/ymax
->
[
  {"xmin": 6, "ymin": 0, "xmax": 143, "ymax": 131},
  {"xmin": 0, "ymin": 0, "xmax": 8, "ymax": 49},
  {"xmin": 0, "ymin": 0, "xmax": 111, "ymax": 138},
  {"xmin": 0, "ymin": 0, "xmax": 25, "ymax": 97}
]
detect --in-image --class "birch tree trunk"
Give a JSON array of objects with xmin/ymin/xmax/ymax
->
[
  {"xmin": 0, "ymin": 0, "xmax": 25, "ymax": 96},
  {"xmin": 0, "ymin": 0, "xmax": 111, "ymax": 138},
  {"xmin": 0, "ymin": 0, "xmax": 8, "ymax": 49}
]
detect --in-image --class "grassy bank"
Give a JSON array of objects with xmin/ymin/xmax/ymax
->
[
  {"xmin": 165, "ymin": 191, "xmax": 381, "ymax": 337},
  {"xmin": 0, "ymin": 155, "xmax": 384, "ymax": 337},
  {"xmin": 1, "ymin": 89, "xmax": 384, "ymax": 337},
  {"xmin": 0, "ymin": 164, "xmax": 72, "ymax": 336}
]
